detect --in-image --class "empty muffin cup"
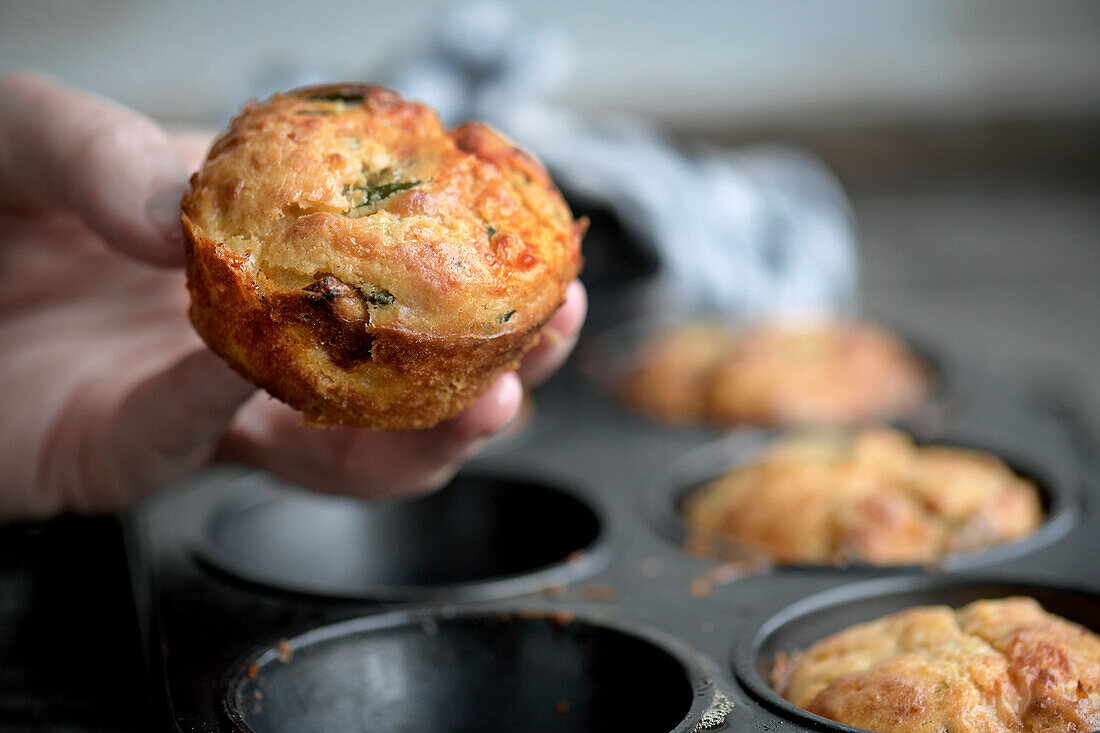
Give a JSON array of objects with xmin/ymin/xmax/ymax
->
[
  {"xmin": 734, "ymin": 575, "xmax": 1100, "ymax": 732},
  {"xmin": 196, "ymin": 472, "xmax": 607, "ymax": 601},
  {"xmin": 225, "ymin": 611, "xmax": 708, "ymax": 733},
  {"xmin": 649, "ymin": 427, "xmax": 1079, "ymax": 571}
]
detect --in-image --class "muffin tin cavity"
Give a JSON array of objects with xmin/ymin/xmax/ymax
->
[
  {"xmin": 735, "ymin": 576, "xmax": 1100, "ymax": 732},
  {"xmin": 197, "ymin": 472, "xmax": 606, "ymax": 601},
  {"xmin": 649, "ymin": 428, "xmax": 1079, "ymax": 571},
  {"xmin": 225, "ymin": 611, "xmax": 701, "ymax": 733}
]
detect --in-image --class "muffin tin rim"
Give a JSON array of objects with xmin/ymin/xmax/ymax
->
[{"xmin": 191, "ymin": 469, "xmax": 614, "ymax": 603}]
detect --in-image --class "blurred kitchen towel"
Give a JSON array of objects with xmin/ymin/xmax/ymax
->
[{"xmin": 377, "ymin": 3, "xmax": 859, "ymax": 317}]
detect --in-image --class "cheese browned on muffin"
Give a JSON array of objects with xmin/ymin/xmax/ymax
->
[
  {"xmin": 183, "ymin": 83, "xmax": 583, "ymax": 429},
  {"xmin": 682, "ymin": 429, "xmax": 1042, "ymax": 565},
  {"xmin": 773, "ymin": 597, "xmax": 1100, "ymax": 732}
]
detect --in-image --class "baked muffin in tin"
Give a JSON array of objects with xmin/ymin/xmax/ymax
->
[
  {"xmin": 184, "ymin": 83, "xmax": 584, "ymax": 429},
  {"xmin": 617, "ymin": 319, "xmax": 929, "ymax": 427},
  {"xmin": 682, "ymin": 428, "xmax": 1042, "ymax": 566},
  {"xmin": 773, "ymin": 597, "xmax": 1100, "ymax": 732}
]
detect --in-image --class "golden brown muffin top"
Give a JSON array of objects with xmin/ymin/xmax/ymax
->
[
  {"xmin": 707, "ymin": 320, "xmax": 930, "ymax": 426},
  {"xmin": 682, "ymin": 429, "xmax": 1042, "ymax": 565},
  {"xmin": 615, "ymin": 322, "xmax": 731, "ymax": 424},
  {"xmin": 773, "ymin": 597, "xmax": 1100, "ymax": 732},
  {"xmin": 184, "ymin": 84, "xmax": 583, "ymax": 338},
  {"xmin": 616, "ymin": 319, "xmax": 929, "ymax": 427}
]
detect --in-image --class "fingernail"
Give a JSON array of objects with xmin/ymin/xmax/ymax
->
[
  {"xmin": 146, "ymin": 183, "xmax": 188, "ymax": 249},
  {"xmin": 497, "ymin": 372, "xmax": 523, "ymax": 411},
  {"xmin": 479, "ymin": 373, "xmax": 523, "ymax": 437}
]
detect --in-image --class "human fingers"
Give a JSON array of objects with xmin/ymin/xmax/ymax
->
[
  {"xmin": 220, "ymin": 372, "xmax": 523, "ymax": 500},
  {"xmin": 0, "ymin": 71, "xmax": 188, "ymax": 266},
  {"xmin": 516, "ymin": 279, "xmax": 587, "ymax": 387},
  {"xmin": 92, "ymin": 349, "xmax": 255, "ymax": 511},
  {"xmin": 171, "ymin": 128, "xmax": 215, "ymax": 173}
]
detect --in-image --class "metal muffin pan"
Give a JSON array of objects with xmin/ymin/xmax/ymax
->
[{"xmin": 128, "ymin": 343, "xmax": 1099, "ymax": 732}]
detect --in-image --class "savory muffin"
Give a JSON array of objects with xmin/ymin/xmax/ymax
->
[
  {"xmin": 772, "ymin": 597, "xmax": 1100, "ymax": 732},
  {"xmin": 707, "ymin": 320, "xmax": 929, "ymax": 426},
  {"xmin": 615, "ymin": 319, "xmax": 929, "ymax": 427},
  {"xmin": 183, "ymin": 83, "xmax": 584, "ymax": 429},
  {"xmin": 681, "ymin": 429, "xmax": 1042, "ymax": 565},
  {"xmin": 615, "ymin": 322, "xmax": 731, "ymax": 424}
]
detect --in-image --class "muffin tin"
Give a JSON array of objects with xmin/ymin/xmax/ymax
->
[{"xmin": 127, "ymin": 336, "xmax": 1099, "ymax": 732}]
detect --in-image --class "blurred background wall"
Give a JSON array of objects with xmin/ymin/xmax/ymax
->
[
  {"xmin": 3, "ymin": 1, "xmax": 1099, "ymax": 131},
  {"xmin": 2, "ymin": 1, "xmax": 1098, "ymax": 191}
]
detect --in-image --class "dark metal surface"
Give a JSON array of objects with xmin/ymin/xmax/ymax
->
[
  {"xmin": 0, "ymin": 517, "xmax": 149, "ymax": 732},
  {"xmin": 129, "ymin": 344, "xmax": 1100, "ymax": 732}
]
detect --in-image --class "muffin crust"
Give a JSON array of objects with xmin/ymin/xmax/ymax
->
[
  {"xmin": 613, "ymin": 322, "xmax": 730, "ymax": 425},
  {"xmin": 682, "ymin": 429, "xmax": 1042, "ymax": 565},
  {"xmin": 183, "ymin": 84, "xmax": 583, "ymax": 428},
  {"xmin": 617, "ymin": 320, "xmax": 929, "ymax": 427},
  {"xmin": 773, "ymin": 597, "xmax": 1100, "ymax": 732}
]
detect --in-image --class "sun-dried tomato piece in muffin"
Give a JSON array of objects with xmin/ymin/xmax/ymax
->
[{"xmin": 183, "ymin": 84, "xmax": 584, "ymax": 429}]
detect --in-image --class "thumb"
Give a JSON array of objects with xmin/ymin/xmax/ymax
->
[
  {"xmin": 103, "ymin": 349, "xmax": 255, "ymax": 506},
  {"xmin": 0, "ymin": 71, "xmax": 189, "ymax": 266}
]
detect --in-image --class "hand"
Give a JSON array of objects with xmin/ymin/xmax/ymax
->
[{"xmin": 0, "ymin": 72, "xmax": 586, "ymax": 520}]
